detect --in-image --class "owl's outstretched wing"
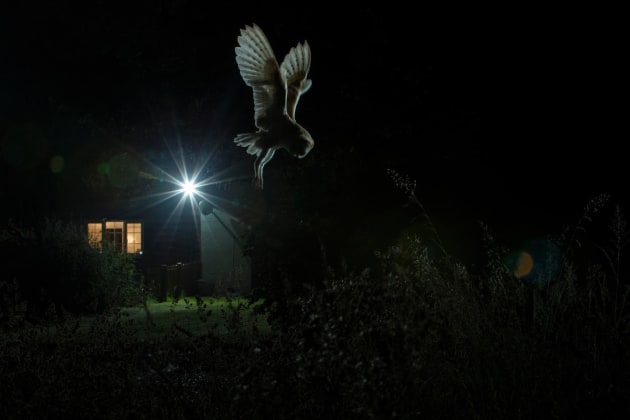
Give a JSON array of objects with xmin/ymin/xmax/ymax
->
[
  {"xmin": 280, "ymin": 41, "xmax": 312, "ymax": 120},
  {"xmin": 235, "ymin": 23, "xmax": 284, "ymax": 130}
]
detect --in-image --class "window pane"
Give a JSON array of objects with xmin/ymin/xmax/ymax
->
[
  {"xmin": 127, "ymin": 222, "xmax": 142, "ymax": 254},
  {"xmin": 106, "ymin": 221, "xmax": 124, "ymax": 230},
  {"xmin": 87, "ymin": 223, "xmax": 102, "ymax": 250},
  {"xmin": 105, "ymin": 221, "xmax": 124, "ymax": 252}
]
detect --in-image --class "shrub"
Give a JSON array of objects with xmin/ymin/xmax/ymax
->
[
  {"xmin": 2, "ymin": 189, "xmax": 629, "ymax": 419},
  {"xmin": 0, "ymin": 217, "xmax": 141, "ymax": 323}
]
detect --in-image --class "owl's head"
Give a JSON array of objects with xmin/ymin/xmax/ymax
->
[{"xmin": 290, "ymin": 134, "xmax": 314, "ymax": 159}]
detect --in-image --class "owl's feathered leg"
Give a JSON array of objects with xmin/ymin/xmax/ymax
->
[{"xmin": 253, "ymin": 147, "xmax": 276, "ymax": 189}]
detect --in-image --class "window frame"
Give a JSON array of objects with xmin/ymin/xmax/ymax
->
[{"xmin": 87, "ymin": 220, "xmax": 143, "ymax": 255}]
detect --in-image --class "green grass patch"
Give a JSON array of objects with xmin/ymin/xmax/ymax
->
[{"xmin": 36, "ymin": 296, "xmax": 270, "ymax": 342}]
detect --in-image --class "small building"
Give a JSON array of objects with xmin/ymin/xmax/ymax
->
[
  {"xmin": 86, "ymin": 200, "xmax": 251, "ymax": 299},
  {"xmin": 79, "ymin": 149, "xmax": 263, "ymax": 300},
  {"xmin": 199, "ymin": 205, "xmax": 251, "ymax": 296}
]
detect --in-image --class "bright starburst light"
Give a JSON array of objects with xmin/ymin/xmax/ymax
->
[
  {"xmin": 179, "ymin": 177, "xmax": 200, "ymax": 198},
  {"xmin": 124, "ymin": 135, "xmax": 249, "ymax": 240}
]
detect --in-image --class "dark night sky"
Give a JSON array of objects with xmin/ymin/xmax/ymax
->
[{"xmin": 1, "ymin": 2, "xmax": 626, "ymax": 261}]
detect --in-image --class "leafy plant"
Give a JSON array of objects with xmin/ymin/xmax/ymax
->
[{"xmin": 0, "ymin": 217, "xmax": 141, "ymax": 323}]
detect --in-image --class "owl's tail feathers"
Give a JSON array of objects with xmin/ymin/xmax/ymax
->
[{"xmin": 234, "ymin": 132, "xmax": 262, "ymax": 156}]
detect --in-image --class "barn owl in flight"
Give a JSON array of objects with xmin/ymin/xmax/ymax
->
[{"xmin": 234, "ymin": 23, "xmax": 314, "ymax": 189}]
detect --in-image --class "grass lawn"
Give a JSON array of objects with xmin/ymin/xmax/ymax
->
[{"xmin": 38, "ymin": 296, "xmax": 271, "ymax": 342}]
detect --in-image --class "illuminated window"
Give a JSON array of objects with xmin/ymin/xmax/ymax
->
[
  {"xmin": 106, "ymin": 221, "xmax": 124, "ymax": 252},
  {"xmin": 87, "ymin": 223, "xmax": 103, "ymax": 250},
  {"xmin": 87, "ymin": 220, "xmax": 143, "ymax": 255},
  {"xmin": 127, "ymin": 223, "xmax": 142, "ymax": 254}
]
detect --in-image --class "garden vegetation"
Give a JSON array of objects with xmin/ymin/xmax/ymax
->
[{"xmin": 1, "ymin": 178, "xmax": 628, "ymax": 419}]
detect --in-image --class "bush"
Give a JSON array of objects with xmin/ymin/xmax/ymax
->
[
  {"xmin": 0, "ymin": 217, "xmax": 141, "ymax": 323},
  {"xmin": 1, "ymin": 193, "xmax": 629, "ymax": 419}
]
